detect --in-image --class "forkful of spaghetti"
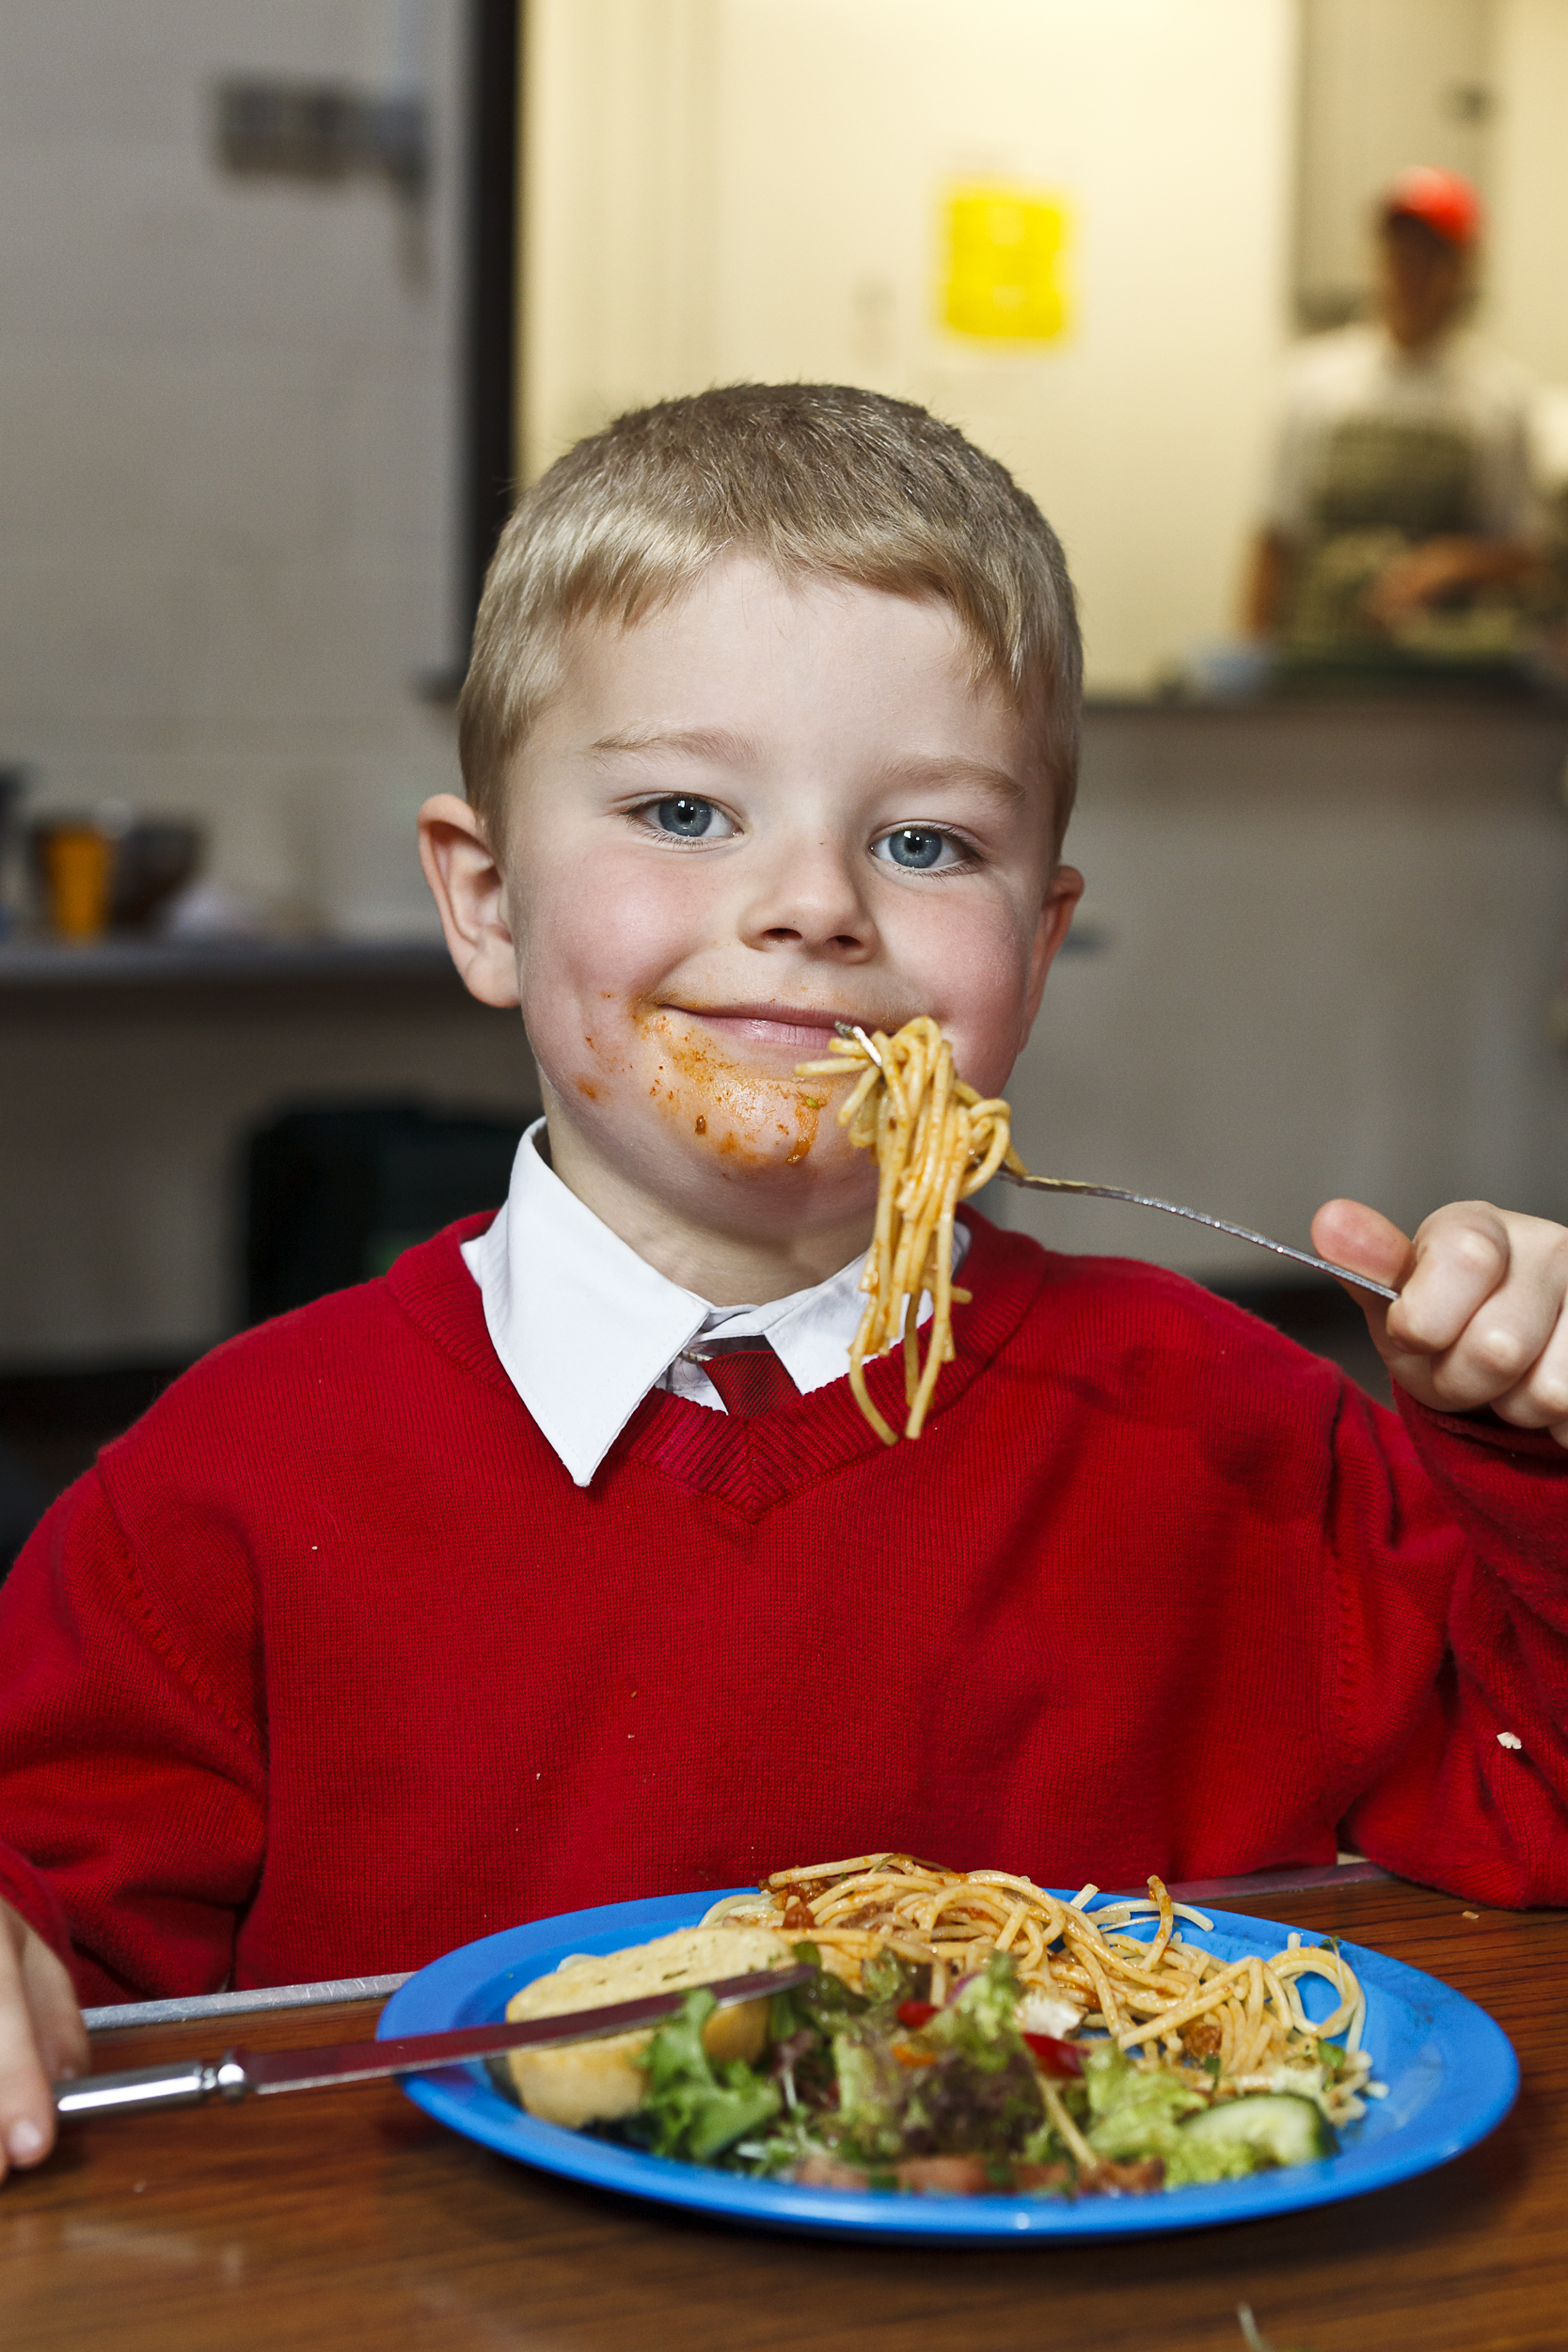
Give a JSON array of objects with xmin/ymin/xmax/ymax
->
[
  {"xmin": 797, "ymin": 1016, "xmax": 1400, "ymax": 1447},
  {"xmin": 796, "ymin": 1018, "xmax": 1012, "ymax": 1444}
]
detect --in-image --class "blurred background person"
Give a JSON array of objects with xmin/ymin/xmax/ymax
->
[{"xmin": 1245, "ymin": 167, "xmax": 1546, "ymax": 660}]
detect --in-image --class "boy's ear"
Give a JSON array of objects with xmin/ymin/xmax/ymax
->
[
  {"xmin": 417, "ymin": 793, "xmax": 521, "ymax": 1009},
  {"xmin": 1021, "ymin": 862, "xmax": 1085, "ymax": 1037}
]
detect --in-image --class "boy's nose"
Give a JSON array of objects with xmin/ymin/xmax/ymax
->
[{"xmin": 735, "ymin": 834, "xmax": 878, "ymax": 958}]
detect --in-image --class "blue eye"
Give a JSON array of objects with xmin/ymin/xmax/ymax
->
[
  {"xmin": 879, "ymin": 827, "xmax": 950, "ymax": 871},
  {"xmin": 653, "ymin": 796, "xmax": 719, "ymax": 837}
]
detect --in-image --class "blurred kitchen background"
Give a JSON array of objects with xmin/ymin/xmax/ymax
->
[{"xmin": 5, "ymin": 0, "xmax": 1568, "ymax": 1559}]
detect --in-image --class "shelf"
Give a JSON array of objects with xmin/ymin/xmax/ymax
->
[
  {"xmin": 0, "ymin": 934, "xmax": 460, "ymax": 994},
  {"xmin": 1084, "ymin": 687, "xmax": 1568, "ymax": 721}
]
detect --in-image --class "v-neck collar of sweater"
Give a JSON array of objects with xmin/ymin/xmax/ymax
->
[
  {"xmin": 456, "ymin": 1120, "xmax": 968, "ymax": 1486},
  {"xmin": 386, "ymin": 1209, "xmax": 1050, "ymax": 1518}
]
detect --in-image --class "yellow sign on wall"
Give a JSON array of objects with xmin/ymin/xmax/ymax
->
[{"xmin": 942, "ymin": 184, "xmax": 1072, "ymax": 344}]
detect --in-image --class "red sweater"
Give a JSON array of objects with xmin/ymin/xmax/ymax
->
[{"xmin": 2, "ymin": 1213, "xmax": 1565, "ymax": 2004}]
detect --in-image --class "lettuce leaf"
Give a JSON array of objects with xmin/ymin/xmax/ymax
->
[
  {"xmin": 1083, "ymin": 2041, "xmax": 1262, "ymax": 2186},
  {"xmin": 925, "ymin": 1951, "xmax": 1027, "ymax": 2070},
  {"xmin": 636, "ymin": 1989, "xmax": 783, "ymax": 2163}
]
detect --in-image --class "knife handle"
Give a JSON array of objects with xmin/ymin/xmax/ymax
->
[{"xmin": 55, "ymin": 2050, "xmax": 250, "ymax": 2120}]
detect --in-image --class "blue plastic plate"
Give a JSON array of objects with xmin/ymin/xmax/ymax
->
[{"xmin": 379, "ymin": 1887, "xmax": 1518, "ymax": 2242}]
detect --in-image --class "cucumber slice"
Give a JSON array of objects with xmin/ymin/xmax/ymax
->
[{"xmin": 1180, "ymin": 2093, "xmax": 1338, "ymax": 2171}]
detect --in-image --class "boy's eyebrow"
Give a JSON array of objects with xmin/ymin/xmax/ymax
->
[
  {"xmin": 586, "ymin": 734, "xmax": 1031, "ymax": 806},
  {"xmin": 586, "ymin": 725, "xmax": 757, "ymax": 767},
  {"xmin": 876, "ymin": 754, "xmax": 1032, "ymax": 807}
]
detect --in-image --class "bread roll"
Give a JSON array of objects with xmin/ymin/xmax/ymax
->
[{"xmin": 503, "ymin": 1925, "xmax": 795, "ymax": 2129}]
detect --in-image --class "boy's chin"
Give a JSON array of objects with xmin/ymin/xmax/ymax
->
[
  {"xmin": 542, "ymin": 1070, "xmax": 879, "ymax": 1235},
  {"xmin": 604, "ymin": 1118, "xmax": 874, "ymax": 1239},
  {"xmin": 599, "ymin": 1059, "xmax": 864, "ymax": 1196},
  {"xmin": 657, "ymin": 1133, "xmax": 876, "ymax": 1228}
]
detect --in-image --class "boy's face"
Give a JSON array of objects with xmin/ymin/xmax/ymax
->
[{"xmin": 424, "ymin": 556, "xmax": 1081, "ymax": 1250}]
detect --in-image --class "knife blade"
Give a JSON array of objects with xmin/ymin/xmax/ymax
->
[{"xmin": 54, "ymin": 1960, "xmax": 815, "ymax": 2121}]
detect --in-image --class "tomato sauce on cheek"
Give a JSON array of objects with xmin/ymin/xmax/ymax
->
[{"xmin": 635, "ymin": 1009, "xmax": 826, "ymax": 1171}]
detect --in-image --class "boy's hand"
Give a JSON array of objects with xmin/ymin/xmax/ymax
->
[
  {"xmin": 0, "ymin": 1899, "xmax": 87, "ymax": 2180},
  {"xmin": 1313, "ymin": 1198, "xmax": 1568, "ymax": 1447}
]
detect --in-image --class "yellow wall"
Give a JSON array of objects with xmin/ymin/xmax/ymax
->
[
  {"xmin": 1486, "ymin": 0, "xmax": 1568, "ymax": 383},
  {"xmin": 520, "ymin": 0, "xmax": 1295, "ymax": 691}
]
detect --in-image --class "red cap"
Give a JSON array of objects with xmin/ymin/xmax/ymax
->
[{"xmin": 1383, "ymin": 167, "xmax": 1481, "ymax": 248}]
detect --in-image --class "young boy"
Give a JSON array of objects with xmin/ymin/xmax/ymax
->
[{"xmin": 2, "ymin": 383, "xmax": 1565, "ymax": 2182}]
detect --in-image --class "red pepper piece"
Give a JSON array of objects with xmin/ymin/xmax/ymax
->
[
  {"xmin": 1022, "ymin": 2032, "xmax": 1085, "ymax": 2077},
  {"xmin": 895, "ymin": 2000, "xmax": 938, "ymax": 2031}
]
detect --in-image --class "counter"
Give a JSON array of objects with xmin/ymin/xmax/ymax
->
[
  {"xmin": 0, "ymin": 936, "xmax": 462, "ymax": 993},
  {"xmin": 0, "ymin": 934, "xmax": 537, "ymax": 1365}
]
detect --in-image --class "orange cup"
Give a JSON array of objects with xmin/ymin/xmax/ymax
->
[{"xmin": 40, "ymin": 825, "xmax": 116, "ymax": 940}]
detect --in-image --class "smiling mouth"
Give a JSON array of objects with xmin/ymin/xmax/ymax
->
[{"xmin": 662, "ymin": 1004, "xmax": 898, "ymax": 1053}]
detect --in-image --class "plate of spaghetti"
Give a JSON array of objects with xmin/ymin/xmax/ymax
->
[{"xmin": 379, "ymin": 1856, "xmax": 1517, "ymax": 2242}]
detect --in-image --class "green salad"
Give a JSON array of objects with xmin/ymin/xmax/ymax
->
[{"xmin": 595, "ymin": 1943, "xmax": 1348, "ymax": 2200}]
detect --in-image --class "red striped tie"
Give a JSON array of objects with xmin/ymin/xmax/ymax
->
[{"xmin": 695, "ymin": 1341, "xmax": 799, "ymax": 1420}]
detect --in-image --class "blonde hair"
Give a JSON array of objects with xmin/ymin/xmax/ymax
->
[{"xmin": 458, "ymin": 382, "xmax": 1081, "ymax": 849}]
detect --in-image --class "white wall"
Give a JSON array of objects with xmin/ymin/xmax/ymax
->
[
  {"xmin": 0, "ymin": 0, "xmax": 465, "ymax": 933},
  {"xmin": 523, "ymin": 0, "xmax": 1296, "ymax": 692}
]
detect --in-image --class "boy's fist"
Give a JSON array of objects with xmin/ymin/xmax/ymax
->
[
  {"xmin": 1313, "ymin": 1197, "xmax": 1568, "ymax": 1447},
  {"xmin": 0, "ymin": 1899, "xmax": 87, "ymax": 2180}
]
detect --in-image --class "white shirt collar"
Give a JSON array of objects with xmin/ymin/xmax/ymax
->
[{"xmin": 461, "ymin": 1119, "xmax": 966, "ymax": 1486}]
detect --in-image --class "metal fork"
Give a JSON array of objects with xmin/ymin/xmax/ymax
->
[{"xmin": 833, "ymin": 1025, "xmax": 1399, "ymax": 1305}]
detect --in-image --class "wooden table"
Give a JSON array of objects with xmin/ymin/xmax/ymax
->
[{"xmin": 1, "ymin": 1875, "xmax": 1561, "ymax": 2352}]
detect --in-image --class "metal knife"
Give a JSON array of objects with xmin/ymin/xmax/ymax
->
[{"xmin": 54, "ymin": 1961, "xmax": 815, "ymax": 2121}]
